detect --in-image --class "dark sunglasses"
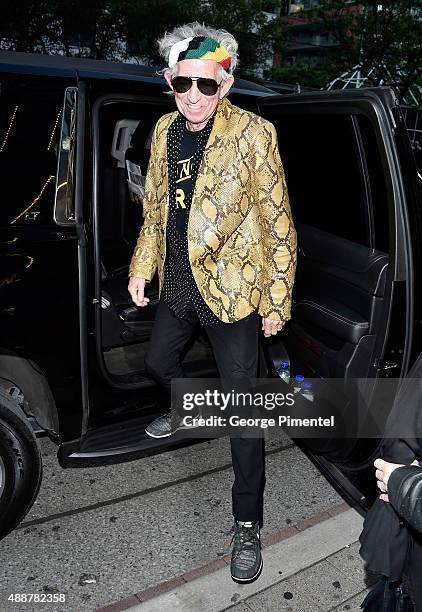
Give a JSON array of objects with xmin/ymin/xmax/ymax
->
[{"xmin": 171, "ymin": 76, "xmax": 221, "ymax": 96}]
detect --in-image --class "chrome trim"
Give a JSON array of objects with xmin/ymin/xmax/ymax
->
[{"xmin": 53, "ymin": 87, "xmax": 78, "ymax": 226}]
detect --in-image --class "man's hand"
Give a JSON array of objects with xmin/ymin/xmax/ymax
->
[
  {"xmin": 128, "ymin": 276, "xmax": 150, "ymax": 307},
  {"xmin": 375, "ymin": 457, "xmax": 418, "ymax": 502},
  {"xmin": 262, "ymin": 318, "xmax": 286, "ymax": 337}
]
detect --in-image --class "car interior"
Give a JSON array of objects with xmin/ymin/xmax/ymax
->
[
  {"xmin": 97, "ymin": 97, "xmax": 392, "ymax": 403},
  {"xmin": 266, "ymin": 110, "xmax": 391, "ymax": 381},
  {"xmin": 98, "ymin": 100, "xmax": 220, "ymax": 387}
]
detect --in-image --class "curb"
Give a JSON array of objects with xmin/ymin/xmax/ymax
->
[{"xmin": 96, "ymin": 501, "xmax": 351, "ymax": 611}]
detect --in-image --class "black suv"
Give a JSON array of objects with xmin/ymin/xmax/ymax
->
[{"xmin": 0, "ymin": 51, "xmax": 421, "ymax": 540}]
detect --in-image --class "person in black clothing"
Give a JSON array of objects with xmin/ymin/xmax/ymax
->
[
  {"xmin": 358, "ymin": 458, "xmax": 422, "ymax": 611},
  {"xmin": 359, "ymin": 353, "xmax": 422, "ymax": 611},
  {"xmin": 375, "ymin": 457, "xmax": 422, "ymax": 534}
]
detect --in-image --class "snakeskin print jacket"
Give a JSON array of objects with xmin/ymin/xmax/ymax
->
[{"xmin": 128, "ymin": 97, "xmax": 297, "ymax": 323}]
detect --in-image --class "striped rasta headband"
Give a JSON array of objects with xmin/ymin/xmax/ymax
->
[{"xmin": 168, "ymin": 36, "xmax": 231, "ymax": 71}]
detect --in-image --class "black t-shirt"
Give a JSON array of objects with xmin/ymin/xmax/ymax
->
[
  {"xmin": 162, "ymin": 114, "xmax": 221, "ymax": 326},
  {"xmin": 174, "ymin": 126, "xmax": 198, "ymax": 235}
]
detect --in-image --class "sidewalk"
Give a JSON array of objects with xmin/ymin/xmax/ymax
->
[{"xmin": 98, "ymin": 505, "xmax": 372, "ymax": 612}]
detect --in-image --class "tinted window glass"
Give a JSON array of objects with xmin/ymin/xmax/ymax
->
[
  {"xmin": 98, "ymin": 101, "xmax": 169, "ymax": 273},
  {"xmin": 274, "ymin": 113, "xmax": 370, "ymax": 247},
  {"xmin": 0, "ymin": 76, "xmax": 64, "ymax": 226},
  {"xmin": 356, "ymin": 114, "xmax": 390, "ymax": 253},
  {"xmin": 400, "ymin": 105, "xmax": 422, "ymax": 172}
]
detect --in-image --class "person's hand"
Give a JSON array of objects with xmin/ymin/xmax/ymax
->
[
  {"xmin": 128, "ymin": 276, "xmax": 150, "ymax": 307},
  {"xmin": 262, "ymin": 318, "xmax": 286, "ymax": 337},
  {"xmin": 375, "ymin": 457, "xmax": 418, "ymax": 502}
]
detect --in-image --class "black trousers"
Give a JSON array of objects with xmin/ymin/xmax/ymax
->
[
  {"xmin": 144, "ymin": 299, "xmax": 266, "ymax": 524},
  {"xmin": 402, "ymin": 530, "xmax": 422, "ymax": 610}
]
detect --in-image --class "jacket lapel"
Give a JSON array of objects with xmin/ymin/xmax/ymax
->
[
  {"xmin": 159, "ymin": 112, "xmax": 178, "ymax": 234},
  {"xmin": 192, "ymin": 96, "xmax": 232, "ymax": 191},
  {"xmin": 187, "ymin": 97, "xmax": 232, "ymax": 239}
]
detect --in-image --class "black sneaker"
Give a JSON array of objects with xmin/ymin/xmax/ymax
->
[
  {"xmin": 145, "ymin": 412, "xmax": 174, "ymax": 438},
  {"xmin": 230, "ymin": 520, "xmax": 263, "ymax": 583},
  {"xmin": 145, "ymin": 411, "xmax": 201, "ymax": 439}
]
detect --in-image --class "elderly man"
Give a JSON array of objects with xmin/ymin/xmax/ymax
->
[{"xmin": 128, "ymin": 23, "xmax": 297, "ymax": 583}]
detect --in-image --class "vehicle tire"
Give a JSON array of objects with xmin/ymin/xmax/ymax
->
[{"xmin": 0, "ymin": 389, "xmax": 42, "ymax": 540}]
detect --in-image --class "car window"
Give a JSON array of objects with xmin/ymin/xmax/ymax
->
[
  {"xmin": 400, "ymin": 105, "xmax": 422, "ymax": 174},
  {"xmin": 269, "ymin": 110, "xmax": 392, "ymax": 254},
  {"xmin": 98, "ymin": 100, "xmax": 169, "ymax": 274},
  {"xmin": 0, "ymin": 76, "xmax": 64, "ymax": 227},
  {"xmin": 355, "ymin": 114, "xmax": 390, "ymax": 253},
  {"xmin": 273, "ymin": 113, "xmax": 371, "ymax": 248}
]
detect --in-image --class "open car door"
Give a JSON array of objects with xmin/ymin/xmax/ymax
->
[{"xmin": 256, "ymin": 87, "xmax": 419, "ymax": 512}]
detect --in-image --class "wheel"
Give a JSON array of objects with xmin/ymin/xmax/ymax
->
[{"xmin": 0, "ymin": 389, "xmax": 42, "ymax": 540}]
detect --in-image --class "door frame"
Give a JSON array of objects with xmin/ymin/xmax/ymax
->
[
  {"xmin": 91, "ymin": 92, "xmax": 174, "ymax": 393},
  {"xmin": 256, "ymin": 86, "xmax": 414, "ymax": 380},
  {"xmin": 255, "ymin": 86, "xmax": 416, "ymax": 495}
]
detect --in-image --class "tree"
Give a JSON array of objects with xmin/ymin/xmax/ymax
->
[
  {"xmin": 119, "ymin": 0, "xmax": 278, "ymax": 77},
  {"xmin": 0, "ymin": 0, "xmax": 124, "ymax": 59},
  {"xmin": 0, "ymin": 0, "xmax": 278, "ymax": 79},
  {"xmin": 309, "ymin": 0, "xmax": 422, "ymax": 100},
  {"xmin": 50, "ymin": 0, "xmax": 124, "ymax": 59},
  {"xmin": 118, "ymin": 0, "xmax": 203, "ymax": 65},
  {"xmin": 0, "ymin": 1, "xmax": 56, "ymax": 53},
  {"xmin": 199, "ymin": 0, "xmax": 278, "ymax": 79},
  {"xmin": 266, "ymin": 58, "xmax": 342, "ymax": 88}
]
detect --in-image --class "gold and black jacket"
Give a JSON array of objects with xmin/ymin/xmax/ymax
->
[{"xmin": 129, "ymin": 97, "xmax": 297, "ymax": 323}]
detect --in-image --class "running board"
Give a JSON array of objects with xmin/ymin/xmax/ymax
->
[{"xmin": 58, "ymin": 415, "xmax": 200, "ymax": 467}]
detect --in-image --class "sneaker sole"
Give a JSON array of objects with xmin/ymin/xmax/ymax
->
[
  {"xmin": 231, "ymin": 555, "xmax": 263, "ymax": 584},
  {"xmin": 145, "ymin": 420, "xmax": 202, "ymax": 439},
  {"xmin": 144, "ymin": 429, "xmax": 174, "ymax": 439}
]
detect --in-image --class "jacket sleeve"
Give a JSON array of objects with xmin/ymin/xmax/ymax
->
[
  {"xmin": 252, "ymin": 121, "xmax": 297, "ymax": 321},
  {"xmin": 128, "ymin": 119, "xmax": 161, "ymax": 281},
  {"xmin": 388, "ymin": 465, "xmax": 422, "ymax": 533}
]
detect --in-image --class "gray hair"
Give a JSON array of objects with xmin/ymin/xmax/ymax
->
[{"xmin": 156, "ymin": 22, "xmax": 239, "ymax": 90}]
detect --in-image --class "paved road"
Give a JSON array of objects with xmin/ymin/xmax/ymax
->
[
  {"xmin": 128, "ymin": 511, "xmax": 369, "ymax": 612},
  {"xmin": 0, "ymin": 428, "xmax": 344, "ymax": 611}
]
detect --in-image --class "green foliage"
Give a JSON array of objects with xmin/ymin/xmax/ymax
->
[
  {"xmin": 52, "ymin": 0, "xmax": 124, "ymax": 59},
  {"xmin": 265, "ymin": 58, "xmax": 342, "ymax": 88},
  {"xmin": 0, "ymin": 1, "xmax": 55, "ymax": 53},
  {"xmin": 0, "ymin": 0, "xmax": 277, "ymax": 76},
  {"xmin": 118, "ymin": 0, "xmax": 203, "ymax": 65},
  {"xmin": 0, "ymin": 0, "xmax": 123, "ymax": 58},
  {"xmin": 309, "ymin": 0, "xmax": 422, "ymax": 99},
  {"xmin": 1, "ymin": 0, "xmax": 420, "ymax": 101},
  {"xmin": 199, "ymin": 0, "xmax": 278, "ymax": 78}
]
